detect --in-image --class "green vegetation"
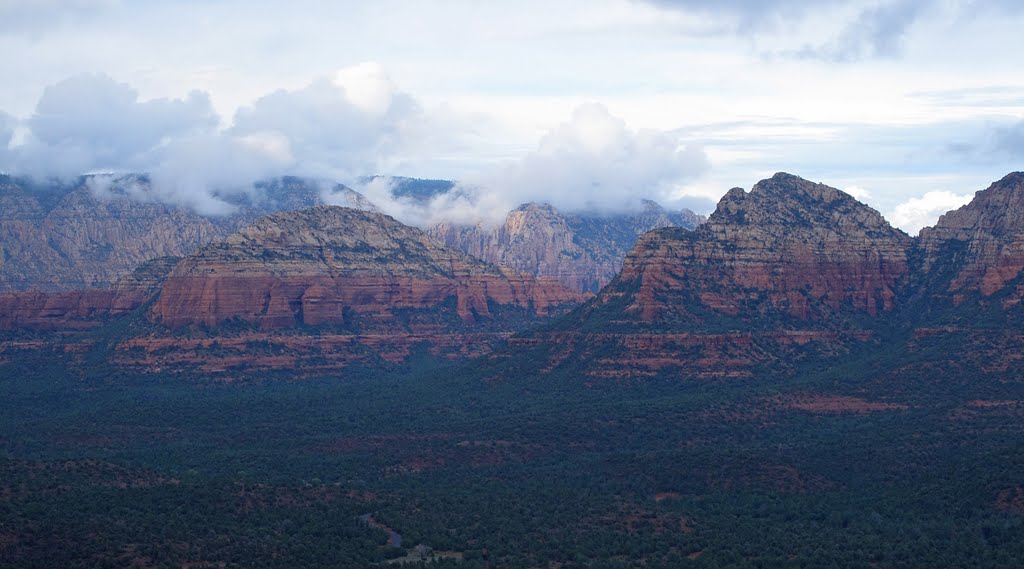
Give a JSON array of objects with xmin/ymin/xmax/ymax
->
[{"xmin": 1, "ymin": 329, "xmax": 1024, "ymax": 568}]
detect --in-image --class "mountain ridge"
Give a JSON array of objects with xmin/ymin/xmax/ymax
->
[
  {"xmin": 498, "ymin": 171, "xmax": 1022, "ymax": 381},
  {"xmin": 429, "ymin": 199, "xmax": 705, "ymax": 294}
]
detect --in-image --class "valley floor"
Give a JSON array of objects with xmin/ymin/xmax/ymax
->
[{"xmin": 1, "ymin": 338, "xmax": 1023, "ymax": 568}]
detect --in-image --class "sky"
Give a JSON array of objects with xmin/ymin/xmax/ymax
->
[{"xmin": 1, "ymin": 0, "xmax": 1023, "ymax": 232}]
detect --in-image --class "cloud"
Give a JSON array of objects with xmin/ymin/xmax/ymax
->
[
  {"xmin": 395, "ymin": 103, "xmax": 709, "ymax": 225},
  {"xmin": 499, "ymin": 103, "xmax": 708, "ymax": 208},
  {"xmin": 0, "ymin": 0, "xmax": 116, "ymax": 37},
  {"xmin": 646, "ymin": 0, "xmax": 936, "ymax": 62},
  {"xmin": 887, "ymin": 190, "xmax": 973, "ymax": 235},
  {"xmin": 992, "ymin": 119, "xmax": 1024, "ymax": 157},
  {"xmin": 229, "ymin": 62, "xmax": 426, "ymax": 179},
  {"xmin": 641, "ymin": 0, "xmax": 848, "ymax": 33},
  {"xmin": 791, "ymin": 0, "xmax": 925, "ymax": 61},
  {"xmin": 8, "ymin": 72, "xmax": 218, "ymax": 178},
  {"xmin": 0, "ymin": 111, "xmax": 14, "ymax": 167},
  {"xmin": 844, "ymin": 185, "xmax": 871, "ymax": 201},
  {"xmin": 0, "ymin": 65, "xmax": 461, "ymax": 215}
]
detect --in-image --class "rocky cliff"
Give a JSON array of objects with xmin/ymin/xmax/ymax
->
[
  {"xmin": 0, "ymin": 256, "xmax": 177, "ymax": 331},
  {"xmin": 602, "ymin": 173, "xmax": 912, "ymax": 326},
  {"xmin": 0, "ymin": 174, "xmax": 374, "ymax": 292},
  {"xmin": 918, "ymin": 172, "xmax": 1024, "ymax": 305},
  {"xmin": 504, "ymin": 173, "xmax": 914, "ymax": 380},
  {"xmin": 152, "ymin": 206, "xmax": 582, "ymax": 330},
  {"xmin": 1, "ymin": 205, "xmax": 582, "ymax": 374},
  {"xmin": 428, "ymin": 200, "xmax": 704, "ymax": 294}
]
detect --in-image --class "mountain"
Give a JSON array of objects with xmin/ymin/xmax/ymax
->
[
  {"xmin": 360, "ymin": 175, "xmax": 456, "ymax": 203},
  {"xmin": 0, "ymin": 174, "xmax": 374, "ymax": 292},
  {"xmin": 918, "ymin": 172, "xmax": 1024, "ymax": 307},
  {"xmin": 0, "ymin": 256, "xmax": 177, "ymax": 332},
  {"xmin": 428, "ymin": 200, "xmax": 705, "ymax": 294},
  {"xmin": 500, "ymin": 173, "xmax": 920, "ymax": 380},
  {"xmin": 152, "ymin": 205, "xmax": 580, "ymax": 329},
  {"xmin": 0, "ymin": 205, "xmax": 581, "ymax": 375}
]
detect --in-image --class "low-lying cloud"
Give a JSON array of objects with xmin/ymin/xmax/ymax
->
[
  {"xmin": 11, "ymin": 73, "xmax": 218, "ymax": 179},
  {"xmin": 230, "ymin": 62, "xmax": 425, "ymax": 179},
  {"xmin": 482, "ymin": 103, "xmax": 707, "ymax": 211},
  {"xmin": 0, "ymin": 68, "xmax": 710, "ymax": 223},
  {"xmin": 352, "ymin": 103, "xmax": 710, "ymax": 227},
  {"xmin": 0, "ymin": 65, "xmax": 446, "ymax": 215}
]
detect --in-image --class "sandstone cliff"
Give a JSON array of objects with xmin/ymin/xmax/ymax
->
[
  {"xmin": 506, "ymin": 173, "xmax": 913, "ymax": 380},
  {"xmin": 152, "ymin": 206, "xmax": 582, "ymax": 330},
  {"xmin": 0, "ymin": 256, "xmax": 177, "ymax": 331},
  {"xmin": 601, "ymin": 173, "xmax": 912, "ymax": 326},
  {"xmin": 428, "ymin": 200, "xmax": 704, "ymax": 294},
  {"xmin": 0, "ymin": 174, "xmax": 374, "ymax": 292},
  {"xmin": 918, "ymin": 172, "xmax": 1024, "ymax": 305}
]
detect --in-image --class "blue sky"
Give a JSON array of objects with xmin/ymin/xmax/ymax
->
[{"xmin": 1, "ymin": 0, "xmax": 1023, "ymax": 231}]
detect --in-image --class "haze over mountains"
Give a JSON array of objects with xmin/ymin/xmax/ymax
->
[{"xmin": 0, "ymin": 173, "xmax": 704, "ymax": 294}]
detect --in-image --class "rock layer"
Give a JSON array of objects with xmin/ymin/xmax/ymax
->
[
  {"xmin": 0, "ymin": 257, "xmax": 178, "ymax": 331},
  {"xmin": 429, "ymin": 200, "xmax": 704, "ymax": 294},
  {"xmin": 509, "ymin": 173, "xmax": 914, "ymax": 380},
  {"xmin": 605, "ymin": 174, "xmax": 912, "ymax": 325},
  {"xmin": 152, "ymin": 206, "xmax": 582, "ymax": 330},
  {"xmin": 0, "ymin": 174, "xmax": 373, "ymax": 292},
  {"xmin": 918, "ymin": 172, "xmax": 1024, "ymax": 303}
]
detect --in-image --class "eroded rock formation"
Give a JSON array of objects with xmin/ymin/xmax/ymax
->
[{"xmin": 429, "ymin": 200, "xmax": 704, "ymax": 294}]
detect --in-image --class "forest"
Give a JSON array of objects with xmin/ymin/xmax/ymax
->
[{"xmin": 1, "ymin": 320, "xmax": 1023, "ymax": 569}]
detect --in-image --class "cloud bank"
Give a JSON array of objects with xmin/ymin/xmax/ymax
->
[
  {"xmin": 0, "ymin": 66, "xmax": 446, "ymax": 215},
  {"xmin": 0, "ymin": 67, "xmax": 707, "ymax": 223},
  {"xmin": 356, "ymin": 103, "xmax": 710, "ymax": 226}
]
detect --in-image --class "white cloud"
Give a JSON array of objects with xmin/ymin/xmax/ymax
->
[
  {"xmin": 452, "ymin": 102, "xmax": 709, "ymax": 221},
  {"xmin": 331, "ymin": 103, "xmax": 712, "ymax": 227},
  {"xmin": 229, "ymin": 63, "xmax": 428, "ymax": 180},
  {"xmin": 0, "ymin": 65, "xmax": 470, "ymax": 216},
  {"xmin": 887, "ymin": 190, "xmax": 973, "ymax": 235},
  {"xmin": 8, "ymin": 72, "xmax": 217, "ymax": 178},
  {"xmin": 844, "ymin": 184, "xmax": 871, "ymax": 201},
  {"xmin": 331, "ymin": 62, "xmax": 398, "ymax": 116}
]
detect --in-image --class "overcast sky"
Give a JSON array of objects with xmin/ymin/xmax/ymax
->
[{"xmin": 1, "ymin": 0, "xmax": 1023, "ymax": 231}]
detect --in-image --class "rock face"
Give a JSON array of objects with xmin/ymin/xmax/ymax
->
[
  {"xmin": 605, "ymin": 174, "xmax": 912, "ymax": 325},
  {"xmin": 0, "ymin": 205, "xmax": 582, "ymax": 374},
  {"xmin": 918, "ymin": 172, "xmax": 1024, "ymax": 304},
  {"xmin": 152, "ymin": 206, "xmax": 582, "ymax": 330},
  {"xmin": 0, "ymin": 174, "xmax": 374, "ymax": 292},
  {"xmin": 505, "ymin": 173, "xmax": 914, "ymax": 380},
  {"xmin": 0, "ymin": 256, "xmax": 178, "ymax": 331},
  {"xmin": 429, "ymin": 200, "xmax": 705, "ymax": 294}
]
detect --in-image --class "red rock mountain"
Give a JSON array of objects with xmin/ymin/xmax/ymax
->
[
  {"xmin": 918, "ymin": 172, "xmax": 1024, "ymax": 303},
  {"xmin": 428, "ymin": 200, "xmax": 704, "ymax": 294},
  {"xmin": 605, "ymin": 173, "xmax": 912, "ymax": 325},
  {"xmin": 7, "ymin": 171, "xmax": 1024, "ymax": 380},
  {"xmin": 0, "ymin": 174, "xmax": 370, "ymax": 292},
  {"xmin": 504, "ymin": 173, "xmax": 915, "ymax": 380},
  {"xmin": 152, "ymin": 205, "xmax": 582, "ymax": 329},
  {"xmin": 0, "ymin": 205, "xmax": 582, "ymax": 375}
]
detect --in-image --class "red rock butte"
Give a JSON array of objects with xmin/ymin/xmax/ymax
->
[{"xmin": 151, "ymin": 205, "xmax": 583, "ymax": 330}]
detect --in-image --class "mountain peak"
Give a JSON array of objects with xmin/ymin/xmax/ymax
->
[
  {"xmin": 709, "ymin": 174, "xmax": 901, "ymax": 239},
  {"xmin": 926, "ymin": 171, "xmax": 1024, "ymax": 238},
  {"xmin": 919, "ymin": 172, "xmax": 1024, "ymax": 298},
  {"xmin": 154, "ymin": 205, "xmax": 582, "ymax": 329}
]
